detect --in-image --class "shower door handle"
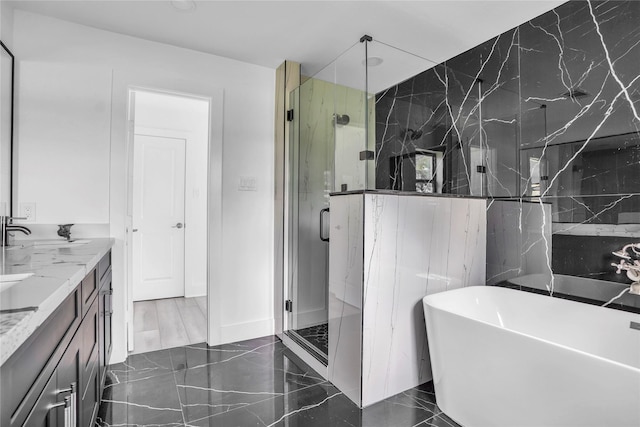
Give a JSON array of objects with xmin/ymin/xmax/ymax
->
[{"xmin": 319, "ymin": 208, "xmax": 330, "ymax": 242}]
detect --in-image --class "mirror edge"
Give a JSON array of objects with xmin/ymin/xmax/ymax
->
[{"xmin": 0, "ymin": 40, "xmax": 14, "ymax": 217}]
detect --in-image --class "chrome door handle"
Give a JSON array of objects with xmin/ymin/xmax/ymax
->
[
  {"xmin": 172, "ymin": 223, "xmax": 184, "ymax": 229},
  {"xmin": 319, "ymin": 208, "xmax": 330, "ymax": 242}
]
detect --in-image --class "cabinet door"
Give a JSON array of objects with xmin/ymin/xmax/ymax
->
[
  {"xmin": 81, "ymin": 297, "xmax": 100, "ymax": 427},
  {"xmin": 98, "ymin": 271, "xmax": 113, "ymax": 388},
  {"xmin": 104, "ymin": 273, "xmax": 113, "ymax": 370},
  {"xmin": 81, "ymin": 366, "xmax": 100, "ymax": 427},
  {"xmin": 98, "ymin": 285, "xmax": 106, "ymax": 386},
  {"xmin": 23, "ymin": 327, "xmax": 80, "ymax": 427},
  {"xmin": 56, "ymin": 329, "xmax": 82, "ymax": 427},
  {"xmin": 0, "ymin": 289, "xmax": 81, "ymax": 427},
  {"xmin": 21, "ymin": 373, "xmax": 59, "ymax": 427}
]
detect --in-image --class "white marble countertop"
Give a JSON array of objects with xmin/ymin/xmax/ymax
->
[{"xmin": 0, "ymin": 238, "xmax": 114, "ymax": 365}]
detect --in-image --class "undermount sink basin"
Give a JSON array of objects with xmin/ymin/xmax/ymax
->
[
  {"xmin": 0, "ymin": 273, "xmax": 34, "ymax": 293},
  {"xmin": 31, "ymin": 239, "xmax": 91, "ymax": 249}
]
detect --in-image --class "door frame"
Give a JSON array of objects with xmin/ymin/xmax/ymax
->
[{"xmin": 125, "ymin": 86, "xmax": 221, "ymax": 352}]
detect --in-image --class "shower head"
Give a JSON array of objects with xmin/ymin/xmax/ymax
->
[{"xmin": 402, "ymin": 128, "xmax": 423, "ymax": 141}]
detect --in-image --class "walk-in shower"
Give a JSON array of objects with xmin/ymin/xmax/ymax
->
[
  {"xmin": 282, "ymin": 34, "xmax": 517, "ymax": 363},
  {"xmin": 283, "ymin": 36, "xmax": 435, "ymax": 363}
]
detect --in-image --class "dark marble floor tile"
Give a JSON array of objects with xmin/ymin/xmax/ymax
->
[
  {"xmin": 169, "ymin": 336, "xmax": 281, "ymax": 371},
  {"xmin": 96, "ymin": 370, "xmax": 183, "ymax": 426},
  {"xmin": 97, "ymin": 336, "xmax": 459, "ymax": 427},
  {"xmin": 174, "ymin": 345, "xmax": 326, "ymax": 422},
  {"xmin": 419, "ymin": 412, "xmax": 462, "ymax": 427},
  {"xmin": 190, "ymin": 382, "xmax": 360, "ymax": 427},
  {"xmin": 107, "ymin": 347, "xmax": 174, "ymax": 385},
  {"xmin": 361, "ymin": 382, "xmax": 441, "ymax": 427}
]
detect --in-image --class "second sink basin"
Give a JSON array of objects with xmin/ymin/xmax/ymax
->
[
  {"xmin": 31, "ymin": 240, "xmax": 91, "ymax": 249},
  {"xmin": 0, "ymin": 273, "xmax": 34, "ymax": 293}
]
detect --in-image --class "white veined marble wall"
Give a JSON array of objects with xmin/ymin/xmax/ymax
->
[
  {"xmin": 362, "ymin": 193, "xmax": 486, "ymax": 406},
  {"xmin": 328, "ymin": 193, "xmax": 364, "ymax": 406},
  {"xmin": 328, "ymin": 192, "xmax": 487, "ymax": 407}
]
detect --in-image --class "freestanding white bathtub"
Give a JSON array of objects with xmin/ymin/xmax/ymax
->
[{"xmin": 423, "ymin": 286, "xmax": 640, "ymax": 427}]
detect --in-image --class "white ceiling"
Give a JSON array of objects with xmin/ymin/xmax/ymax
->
[{"xmin": 7, "ymin": 0, "xmax": 566, "ymax": 76}]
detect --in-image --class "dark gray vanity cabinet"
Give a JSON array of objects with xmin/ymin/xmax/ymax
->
[
  {"xmin": 0, "ymin": 288, "xmax": 81, "ymax": 427},
  {"xmin": 0, "ymin": 250, "xmax": 113, "ymax": 427},
  {"xmin": 22, "ymin": 330, "xmax": 82, "ymax": 427}
]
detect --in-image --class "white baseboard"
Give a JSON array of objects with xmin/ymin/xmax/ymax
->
[
  {"xmin": 211, "ymin": 317, "xmax": 275, "ymax": 346},
  {"xmin": 184, "ymin": 290, "xmax": 206, "ymax": 298}
]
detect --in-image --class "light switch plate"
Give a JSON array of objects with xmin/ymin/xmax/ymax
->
[
  {"xmin": 239, "ymin": 176, "xmax": 257, "ymax": 192},
  {"xmin": 19, "ymin": 202, "xmax": 36, "ymax": 223}
]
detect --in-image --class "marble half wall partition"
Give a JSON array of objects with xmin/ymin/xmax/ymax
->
[
  {"xmin": 328, "ymin": 193, "xmax": 364, "ymax": 406},
  {"xmin": 361, "ymin": 193, "xmax": 486, "ymax": 407},
  {"xmin": 328, "ymin": 191, "xmax": 486, "ymax": 408},
  {"xmin": 486, "ymin": 200, "xmax": 552, "ymax": 285}
]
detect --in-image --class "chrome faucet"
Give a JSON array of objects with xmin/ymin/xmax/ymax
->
[
  {"xmin": 0, "ymin": 216, "xmax": 31, "ymax": 246},
  {"xmin": 611, "ymin": 243, "xmax": 640, "ymax": 295}
]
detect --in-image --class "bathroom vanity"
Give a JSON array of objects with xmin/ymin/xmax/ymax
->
[{"xmin": 0, "ymin": 239, "xmax": 113, "ymax": 427}]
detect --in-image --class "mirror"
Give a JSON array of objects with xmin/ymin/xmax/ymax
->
[{"xmin": 1, "ymin": 41, "xmax": 14, "ymax": 216}]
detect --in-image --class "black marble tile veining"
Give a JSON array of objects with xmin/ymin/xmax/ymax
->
[
  {"xmin": 371, "ymin": 0, "xmax": 640, "ymax": 307},
  {"xmin": 552, "ymin": 234, "xmax": 640, "ymax": 283},
  {"xmin": 96, "ymin": 336, "xmax": 461, "ymax": 427}
]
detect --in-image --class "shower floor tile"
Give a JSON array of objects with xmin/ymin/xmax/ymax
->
[
  {"xmin": 294, "ymin": 322, "xmax": 328, "ymax": 355},
  {"xmin": 96, "ymin": 336, "xmax": 460, "ymax": 427}
]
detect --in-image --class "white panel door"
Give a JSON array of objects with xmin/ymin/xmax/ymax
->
[{"xmin": 133, "ymin": 134, "xmax": 186, "ymax": 301}]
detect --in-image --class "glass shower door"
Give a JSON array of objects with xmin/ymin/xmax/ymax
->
[
  {"xmin": 286, "ymin": 82, "xmax": 333, "ymax": 362},
  {"xmin": 285, "ymin": 38, "xmax": 377, "ymax": 363}
]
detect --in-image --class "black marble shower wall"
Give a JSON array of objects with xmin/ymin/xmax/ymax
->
[{"xmin": 375, "ymin": 1, "xmax": 640, "ymax": 285}]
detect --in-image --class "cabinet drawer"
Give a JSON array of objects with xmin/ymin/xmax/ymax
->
[
  {"xmin": 20, "ymin": 370, "xmax": 58, "ymax": 427},
  {"xmin": 98, "ymin": 251, "xmax": 111, "ymax": 285},
  {"xmin": 81, "ymin": 267, "xmax": 98, "ymax": 316}
]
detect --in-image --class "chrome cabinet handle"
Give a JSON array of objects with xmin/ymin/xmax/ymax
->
[
  {"xmin": 319, "ymin": 208, "xmax": 330, "ymax": 242},
  {"xmin": 172, "ymin": 222, "xmax": 184, "ymax": 229},
  {"xmin": 49, "ymin": 396, "xmax": 72, "ymax": 427},
  {"xmin": 57, "ymin": 382, "xmax": 76, "ymax": 427},
  {"xmin": 48, "ymin": 397, "xmax": 68, "ymax": 409}
]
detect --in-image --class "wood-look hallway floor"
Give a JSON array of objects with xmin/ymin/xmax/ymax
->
[{"xmin": 132, "ymin": 296, "xmax": 207, "ymax": 355}]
